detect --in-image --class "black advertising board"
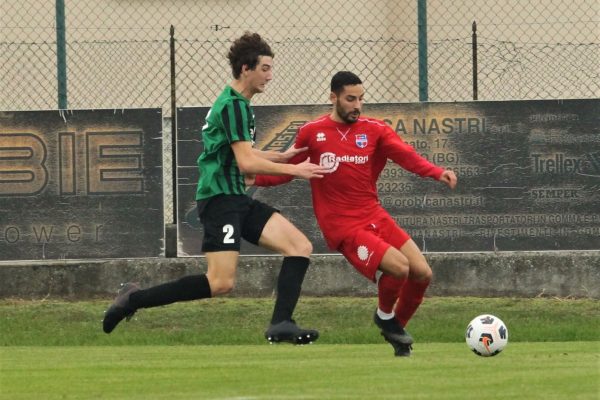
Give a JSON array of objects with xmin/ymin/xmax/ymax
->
[
  {"xmin": 177, "ymin": 99, "xmax": 600, "ymax": 255},
  {"xmin": 0, "ymin": 109, "xmax": 164, "ymax": 260}
]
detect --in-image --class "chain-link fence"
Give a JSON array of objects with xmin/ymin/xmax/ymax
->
[
  {"xmin": 3, "ymin": 0, "xmax": 598, "ymax": 111},
  {"xmin": 427, "ymin": 1, "xmax": 600, "ymax": 101},
  {"xmin": 2, "ymin": 0, "xmax": 599, "ymax": 223}
]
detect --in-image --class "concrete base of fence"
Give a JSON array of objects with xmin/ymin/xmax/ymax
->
[{"xmin": 0, "ymin": 251, "xmax": 598, "ymax": 300}]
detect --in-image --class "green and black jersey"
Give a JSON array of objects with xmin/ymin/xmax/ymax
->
[{"xmin": 196, "ymin": 85, "xmax": 255, "ymax": 200}]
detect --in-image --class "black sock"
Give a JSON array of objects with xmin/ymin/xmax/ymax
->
[
  {"xmin": 128, "ymin": 274, "xmax": 211, "ymax": 309},
  {"xmin": 270, "ymin": 256, "xmax": 310, "ymax": 324}
]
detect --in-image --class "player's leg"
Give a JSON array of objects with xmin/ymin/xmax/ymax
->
[
  {"xmin": 102, "ymin": 195, "xmax": 240, "ymax": 334},
  {"xmin": 373, "ymin": 227, "xmax": 412, "ymax": 308},
  {"xmin": 259, "ymin": 212, "xmax": 313, "ymax": 323},
  {"xmin": 372, "ymin": 218, "xmax": 417, "ymax": 356},
  {"xmin": 257, "ymin": 211, "xmax": 312, "ymax": 258},
  {"xmin": 376, "ymin": 215, "xmax": 431, "ymax": 327},
  {"xmin": 259, "ymin": 213, "xmax": 318, "ymax": 344},
  {"xmin": 242, "ymin": 201, "xmax": 318, "ymax": 344},
  {"xmin": 338, "ymin": 227, "xmax": 413, "ymax": 355},
  {"xmin": 375, "ymin": 247, "xmax": 409, "ymax": 328},
  {"xmin": 354, "ymin": 216, "xmax": 429, "ymax": 355},
  {"xmin": 372, "ymin": 246, "xmax": 416, "ymax": 356},
  {"xmin": 374, "ymin": 247, "xmax": 414, "ymax": 353},
  {"xmin": 102, "ymin": 271, "xmax": 215, "ymax": 334},
  {"xmin": 103, "ymin": 268, "xmax": 216, "ymax": 334},
  {"xmin": 204, "ymin": 251, "xmax": 238, "ymax": 295},
  {"xmin": 374, "ymin": 220, "xmax": 411, "ymax": 324},
  {"xmin": 377, "ymin": 273, "xmax": 405, "ymax": 317},
  {"xmin": 376, "ymin": 246, "xmax": 409, "ymax": 316},
  {"xmin": 393, "ymin": 238, "xmax": 432, "ymax": 328}
]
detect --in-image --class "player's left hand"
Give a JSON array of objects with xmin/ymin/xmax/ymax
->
[
  {"xmin": 281, "ymin": 145, "xmax": 308, "ymax": 162},
  {"xmin": 439, "ymin": 169, "xmax": 457, "ymax": 189}
]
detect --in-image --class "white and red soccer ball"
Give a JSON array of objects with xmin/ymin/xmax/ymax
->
[{"xmin": 465, "ymin": 314, "xmax": 509, "ymax": 356}]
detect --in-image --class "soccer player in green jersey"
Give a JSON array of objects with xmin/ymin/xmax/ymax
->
[{"xmin": 103, "ymin": 32, "xmax": 328, "ymax": 344}]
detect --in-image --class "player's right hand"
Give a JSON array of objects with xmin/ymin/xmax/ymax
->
[{"xmin": 293, "ymin": 158, "xmax": 330, "ymax": 179}]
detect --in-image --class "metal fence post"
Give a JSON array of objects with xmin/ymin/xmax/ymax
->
[
  {"xmin": 165, "ymin": 25, "xmax": 178, "ymax": 258},
  {"xmin": 55, "ymin": 0, "xmax": 68, "ymax": 109},
  {"xmin": 472, "ymin": 21, "xmax": 478, "ymax": 100},
  {"xmin": 417, "ymin": 0, "xmax": 428, "ymax": 102}
]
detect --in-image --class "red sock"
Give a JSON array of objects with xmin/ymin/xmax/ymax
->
[
  {"xmin": 394, "ymin": 278, "xmax": 430, "ymax": 327},
  {"xmin": 377, "ymin": 274, "xmax": 406, "ymax": 314}
]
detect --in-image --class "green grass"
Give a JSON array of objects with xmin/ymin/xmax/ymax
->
[
  {"xmin": 1, "ymin": 343, "xmax": 598, "ymax": 399},
  {"xmin": 1, "ymin": 297, "xmax": 599, "ymax": 399},
  {"xmin": 0, "ymin": 297, "xmax": 598, "ymax": 345}
]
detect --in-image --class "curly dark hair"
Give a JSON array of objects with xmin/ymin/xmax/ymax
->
[{"xmin": 227, "ymin": 32, "xmax": 274, "ymax": 79}]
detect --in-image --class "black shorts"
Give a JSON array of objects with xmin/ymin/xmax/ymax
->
[{"xmin": 197, "ymin": 194, "xmax": 278, "ymax": 252}]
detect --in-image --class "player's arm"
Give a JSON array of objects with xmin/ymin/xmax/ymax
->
[
  {"xmin": 232, "ymin": 141, "xmax": 325, "ymax": 179},
  {"xmin": 252, "ymin": 148, "xmax": 283, "ymax": 162},
  {"xmin": 220, "ymin": 100, "xmax": 324, "ymax": 179},
  {"xmin": 380, "ymin": 127, "xmax": 457, "ymax": 188},
  {"xmin": 252, "ymin": 152, "xmax": 309, "ymax": 187},
  {"xmin": 250, "ymin": 126, "xmax": 313, "ymax": 186},
  {"xmin": 253, "ymin": 146, "xmax": 308, "ymax": 163}
]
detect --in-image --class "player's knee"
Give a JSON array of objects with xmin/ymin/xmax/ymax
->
[
  {"xmin": 422, "ymin": 267, "xmax": 433, "ymax": 281},
  {"xmin": 286, "ymin": 236, "xmax": 313, "ymax": 257},
  {"xmin": 297, "ymin": 238, "xmax": 313, "ymax": 257},
  {"xmin": 208, "ymin": 276, "xmax": 235, "ymax": 295},
  {"xmin": 411, "ymin": 262, "xmax": 433, "ymax": 281}
]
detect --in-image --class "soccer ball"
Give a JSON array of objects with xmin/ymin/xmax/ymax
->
[{"xmin": 465, "ymin": 314, "xmax": 508, "ymax": 357}]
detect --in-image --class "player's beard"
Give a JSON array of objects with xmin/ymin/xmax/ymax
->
[{"xmin": 336, "ymin": 101, "xmax": 360, "ymax": 124}]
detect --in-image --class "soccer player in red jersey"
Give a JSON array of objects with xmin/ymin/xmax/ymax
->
[{"xmin": 252, "ymin": 71, "xmax": 457, "ymax": 356}]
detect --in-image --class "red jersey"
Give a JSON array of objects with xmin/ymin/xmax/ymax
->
[{"xmin": 256, "ymin": 115, "xmax": 444, "ymax": 249}]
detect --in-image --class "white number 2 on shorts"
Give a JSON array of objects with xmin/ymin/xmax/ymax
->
[{"xmin": 222, "ymin": 224, "xmax": 235, "ymax": 244}]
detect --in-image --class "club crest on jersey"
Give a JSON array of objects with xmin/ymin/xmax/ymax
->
[{"xmin": 355, "ymin": 134, "xmax": 367, "ymax": 148}]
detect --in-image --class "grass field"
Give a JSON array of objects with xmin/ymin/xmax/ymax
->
[{"xmin": 1, "ymin": 297, "xmax": 599, "ymax": 399}]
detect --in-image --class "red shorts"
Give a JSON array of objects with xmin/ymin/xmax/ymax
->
[{"xmin": 337, "ymin": 213, "xmax": 411, "ymax": 282}]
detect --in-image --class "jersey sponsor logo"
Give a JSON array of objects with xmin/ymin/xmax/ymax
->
[
  {"xmin": 319, "ymin": 152, "xmax": 369, "ymax": 172},
  {"xmin": 320, "ymin": 152, "xmax": 339, "ymax": 172},
  {"xmin": 355, "ymin": 133, "xmax": 367, "ymax": 148},
  {"xmin": 316, "ymin": 132, "xmax": 326, "ymax": 142}
]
